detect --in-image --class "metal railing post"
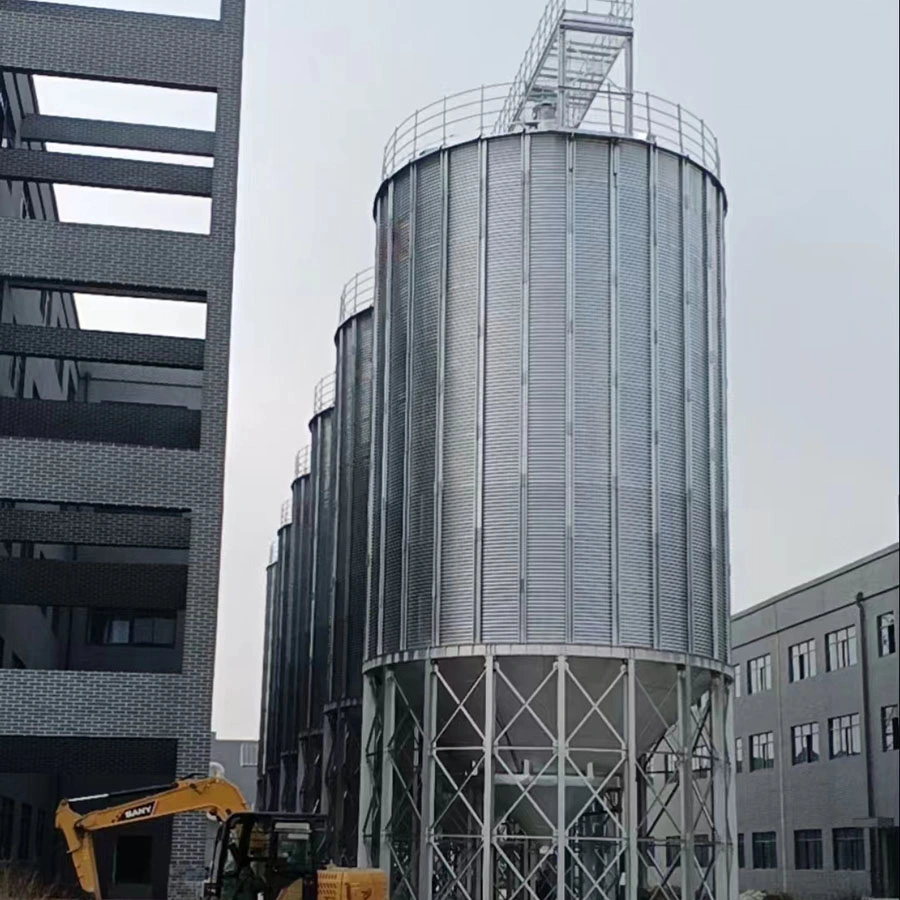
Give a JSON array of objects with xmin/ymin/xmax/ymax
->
[
  {"xmin": 442, "ymin": 96, "xmax": 447, "ymax": 144},
  {"xmin": 677, "ymin": 104, "xmax": 684, "ymax": 153},
  {"xmin": 412, "ymin": 109, "xmax": 419, "ymax": 160},
  {"xmin": 480, "ymin": 84, "xmax": 485, "ymax": 134}
]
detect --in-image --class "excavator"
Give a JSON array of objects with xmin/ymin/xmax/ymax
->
[{"xmin": 54, "ymin": 773, "xmax": 387, "ymax": 900}]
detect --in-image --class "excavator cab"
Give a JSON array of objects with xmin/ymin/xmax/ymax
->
[{"xmin": 206, "ymin": 812, "xmax": 328, "ymax": 900}]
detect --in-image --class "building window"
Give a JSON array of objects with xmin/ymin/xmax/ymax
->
[
  {"xmin": 737, "ymin": 834, "xmax": 745, "ymax": 869},
  {"xmin": 791, "ymin": 722, "xmax": 820, "ymax": 764},
  {"xmin": 663, "ymin": 752, "xmax": 678, "ymax": 782},
  {"xmin": 882, "ymin": 705, "xmax": 898, "ymax": 751},
  {"xmin": 88, "ymin": 611, "xmax": 176, "ymax": 648},
  {"xmin": 795, "ymin": 830, "xmax": 823, "ymax": 870},
  {"xmin": 17, "ymin": 803, "xmax": 31, "ymax": 860},
  {"xmin": 752, "ymin": 832, "xmax": 777, "ymax": 869},
  {"xmin": 114, "ymin": 835, "xmax": 154, "ymax": 885},
  {"xmin": 748, "ymin": 654, "xmax": 772, "ymax": 694},
  {"xmin": 665, "ymin": 836, "xmax": 680, "ymax": 870},
  {"xmin": 240, "ymin": 742, "xmax": 259, "ymax": 768},
  {"xmin": 692, "ymin": 745, "xmax": 711, "ymax": 779},
  {"xmin": 826, "ymin": 626, "xmax": 857, "ymax": 671},
  {"xmin": 0, "ymin": 797, "xmax": 13, "ymax": 860},
  {"xmin": 833, "ymin": 828, "xmax": 865, "ymax": 871},
  {"xmin": 734, "ymin": 663, "xmax": 741, "ymax": 698},
  {"xmin": 829, "ymin": 713, "xmax": 861, "ymax": 758},
  {"xmin": 879, "ymin": 612, "xmax": 896, "ymax": 657},
  {"xmin": 750, "ymin": 732, "xmax": 775, "ymax": 771},
  {"xmin": 735, "ymin": 737, "xmax": 743, "ymax": 773},
  {"xmin": 789, "ymin": 639, "xmax": 816, "ymax": 681},
  {"xmin": 695, "ymin": 834, "xmax": 712, "ymax": 869}
]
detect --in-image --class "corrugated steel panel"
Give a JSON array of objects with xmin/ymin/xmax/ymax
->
[
  {"xmin": 383, "ymin": 173, "xmax": 411, "ymax": 654},
  {"xmin": 685, "ymin": 166, "xmax": 713, "ymax": 657},
  {"xmin": 367, "ymin": 132, "xmax": 728, "ymax": 663},
  {"xmin": 526, "ymin": 135, "xmax": 567, "ymax": 643},
  {"xmin": 367, "ymin": 196, "xmax": 389, "ymax": 662},
  {"xmin": 439, "ymin": 143, "xmax": 480, "ymax": 644},
  {"xmin": 406, "ymin": 157, "xmax": 442, "ymax": 650},
  {"xmin": 348, "ymin": 312, "xmax": 373, "ymax": 696},
  {"xmin": 655, "ymin": 152, "xmax": 688, "ymax": 652},
  {"xmin": 572, "ymin": 138, "xmax": 613, "ymax": 644},
  {"xmin": 288, "ymin": 475, "xmax": 311, "ymax": 742},
  {"xmin": 311, "ymin": 412, "xmax": 336, "ymax": 725},
  {"xmin": 482, "ymin": 135, "xmax": 524, "ymax": 644},
  {"xmin": 616, "ymin": 144, "xmax": 653, "ymax": 647}
]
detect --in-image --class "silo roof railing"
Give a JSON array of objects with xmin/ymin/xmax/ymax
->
[
  {"xmin": 280, "ymin": 498, "xmax": 292, "ymax": 526},
  {"xmin": 338, "ymin": 267, "xmax": 375, "ymax": 325},
  {"xmin": 313, "ymin": 372, "xmax": 336, "ymax": 414},
  {"xmin": 382, "ymin": 84, "xmax": 719, "ymax": 182},
  {"xmin": 269, "ymin": 538, "xmax": 278, "ymax": 565},
  {"xmin": 295, "ymin": 444, "xmax": 311, "ymax": 477}
]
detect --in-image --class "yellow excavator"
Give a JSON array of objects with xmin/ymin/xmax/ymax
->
[{"xmin": 54, "ymin": 773, "xmax": 386, "ymax": 900}]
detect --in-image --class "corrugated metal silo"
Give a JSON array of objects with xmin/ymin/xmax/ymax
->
[
  {"xmin": 322, "ymin": 269, "xmax": 375, "ymax": 864},
  {"xmin": 299, "ymin": 374, "xmax": 336, "ymax": 813},
  {"xmin": 359, "ymin": 3, "xmax": 737, "ymax": 898},
  {"xmin": 257, "ymin": 543, "xmax": 280, "ymax": 810}
]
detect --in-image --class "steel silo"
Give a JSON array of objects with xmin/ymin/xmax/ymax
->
[
  {"xmin": 359, "ymin": 3, "xmax": 736, "ymax": 898},
  {"xmin": 280, "ymin": 450, "xmax": 312, "ymax": 812},
  {"xmin": 257, "ymin": 541, "xmax": 280, "ymax": 811},
  {"xmin": 299, "ymin": 374, "xmax": 336, "ymax": 813},
  {"xmin": 323, "ymin": 269, "xmax": 375, "ymax": 864}
]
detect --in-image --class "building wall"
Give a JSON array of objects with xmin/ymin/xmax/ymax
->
[
  {"xmin": 0, "ymin": 4, "xmax": 244, "ymax": 897},
  {"xmin": 733, "ymin": 543, "xmax": 899, "ymax": 899}
]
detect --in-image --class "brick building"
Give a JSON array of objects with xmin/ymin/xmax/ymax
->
[{"xmin": 0, "ymin": 3, "xmax": 244, "ymax": 897}]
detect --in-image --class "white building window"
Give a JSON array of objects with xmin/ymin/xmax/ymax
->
[
  {"xmin": 240, "ymin": 742, "xmax": 258, "ymax": 768},
  {"xmin": 748, "ymin": 654, "xmax": 771, "ymax": 694},
  {"xmin": 829, "ymin": 713, "xmax": 861, "ymax": 758},
  {"xmin": 826, "ymin": 626, "xmax": 857, "ymax": 671},
  {"xmin": 789, "ymin": 639, "xmax": 816, "ymax": 682}
]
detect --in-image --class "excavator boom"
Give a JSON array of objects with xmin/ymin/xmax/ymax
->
[{"xmin": 55, "ymin": 776, "xmax": 248, "ymax": 898}]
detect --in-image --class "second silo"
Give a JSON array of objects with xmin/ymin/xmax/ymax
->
[
  {"xmin": 360, "ymin": 2, "xmax": 736, "ymax": 898},
  {"xmin": 299, "ymin": 374, "xmax": 336, "ymax": 813},
  {"xmin": 322, "ymin": 269, "xmax": 375, "ymax": 865}
]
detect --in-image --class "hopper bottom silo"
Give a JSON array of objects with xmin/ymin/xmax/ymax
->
[{"xmin": 359, "ymin": 650, "xmax": 737, "ymax": 900}]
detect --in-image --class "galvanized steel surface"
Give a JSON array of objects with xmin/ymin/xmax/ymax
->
[
  {"xmin": 382, "ymin": 84, "xmax": 720, "ymax": 182},
  {"xmin": 367, "ymin": 131, "xmax": 729, "ymax": 664},
  {"xmin": 330, "ymin": 307, "xmax": 375, "ymax": 704}
]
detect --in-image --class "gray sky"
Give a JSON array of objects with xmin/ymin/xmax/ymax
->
[{"xmin": 33, "ymin": 0, "xmax": 899, "ymax": 739}]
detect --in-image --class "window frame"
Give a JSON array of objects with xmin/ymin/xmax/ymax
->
[
  {"xmin": 789, "ymin": 639, "xmax": 817, "ymax": 682},
  {"xmin": 829, "ymin": 713, "xmax": 861, "ymax": 758},
  {"xmin": 794, "ymin": 829, "xmax": 823, "ymax": 870},
  {"xmin": 752, "ymin": 831, "xmax": 777, "ymax": 870},
  {"xmin": 750, "ymin": 731, "xmax": 775, "ymax": 771},
  {"xmin": 878, "ymin": 612, "xmax": 896, "ymax": 657},
  {"xmin": 826, "ymin": 625, "xmax": 858, "ymax": 672},
  {"xmin": 737, "ymin": 833, "xmax": 745, "ymax": 869},
  {"xmin": 882, "ymin": 704, "xmax": 898, "ymax": 752},
  {"xmin": 87, "ymin": 610, "xmax": 177, "ymax": 649},
  {"xmin": 791, "ymin": 721, "xmax": 820, "ymax": 764},
  {"xmin": 239, "ymin": 742, "xmax": 259, "ymax": 768},
  {"xmin": 833, "ymin": 828, "xmax": 865, "ymax": 871},
  {"xmin": 748, "ymin": 654, "xmax": 772, "ymax": 695},
  {"xmin": 735, "ymin": 737, "xmax": 743, "ymax": 774}
]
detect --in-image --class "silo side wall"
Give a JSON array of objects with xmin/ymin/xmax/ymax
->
[
  {"xmin": 309, "ymin": 409, "xmax": 335, "ymax": 725},
  {"xmin": 287, "ymin": 475, "xmax": 311, "ymax": 754},
  {"xmin": 332, "ymin": 309, "xmax": 374, "ymax": 703},
  {"xmin": 367, "ymin": 132, "xmax": 728, "ymax": 663}
]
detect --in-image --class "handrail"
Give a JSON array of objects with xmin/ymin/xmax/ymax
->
[
  {"xmin": 295, "ymin": 445, "xmax": 311, "ymax": 478},
  {"xmin": 382, "ymin": 83, "xmax": 719, "ymax": 182},
  {"xmin": 338, "ymin": 267, "xmax": 375, "ymax": 325},
  {"xmin": 280, "ymin": 499, "xmax": 291, "ymax": 527},
  {"xmin": 313, "ymin": 372, "xmax": 335, "ymax": 415}
]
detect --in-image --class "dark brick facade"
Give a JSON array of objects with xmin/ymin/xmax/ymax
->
[{"xmin": 0, "ymin": 1, "xmax": 244, "ymax": 895}]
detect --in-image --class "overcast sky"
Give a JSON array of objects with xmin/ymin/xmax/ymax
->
[{"xmin": 33, "ymin": 0, "xmax": 899, "ymax": 739}]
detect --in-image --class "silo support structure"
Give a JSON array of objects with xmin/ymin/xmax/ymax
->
[{"xmin": 359, "ymin": 648, "xmax": 736, "ymax": 900}]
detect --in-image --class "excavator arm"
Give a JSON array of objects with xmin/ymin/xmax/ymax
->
[{"xmin": 55, "ymin": 775, "xmax": 248, "ymax": 899}]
